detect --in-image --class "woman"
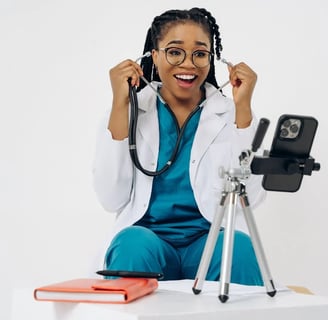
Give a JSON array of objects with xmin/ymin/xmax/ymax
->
[{"xmin": 93, "ymin": 7, "xmax": 266, "ymax": 285}]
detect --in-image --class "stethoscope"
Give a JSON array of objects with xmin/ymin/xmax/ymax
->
[{"xmin": 128, "ymin": 52, "xmax": 232, "ymax": 177}]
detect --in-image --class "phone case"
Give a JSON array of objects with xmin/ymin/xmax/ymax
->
[{"xmin": 262, "ymin": 114, "xmax": 318, "ymax": 192}]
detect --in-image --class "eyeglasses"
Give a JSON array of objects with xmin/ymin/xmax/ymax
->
[{"xmin": 159, "ymin": 47, "xmax": 213, "ymax": 68}]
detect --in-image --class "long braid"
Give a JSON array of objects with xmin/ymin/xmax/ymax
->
[
  {"xmin": 193, "ymin": 8, "xmax": 223, "ymax": 88},
  {"xmin": 137, "ymin": 7, "xmax": 223, "ymax": 91},
  {"xmin": 138, "ymin": 28, "xmax": 155, "ymax": 92},
  {"xmin": 193, "ymin": 8, "xmax": 223, "ymax": 59}
]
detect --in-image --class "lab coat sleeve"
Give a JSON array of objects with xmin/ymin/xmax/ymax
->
[{"xmin": 92, "ymin": 114, "xmax": 134, "ymax": 213}]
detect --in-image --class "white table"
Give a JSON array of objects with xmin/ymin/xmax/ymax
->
[{"xmin": 12, "ymin": 280, "xmax": 328, "ymax": 320}]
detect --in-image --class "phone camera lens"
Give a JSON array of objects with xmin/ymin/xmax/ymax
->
[
  {"xmin": 280, "ymin": 128, "xmax": 289, "ymax": 137},
  {"xmin": 282, "ymin": 120, "xmax": 291, "ymax": 128},
  {"xmin": 290, "ymin": 124, "xmax": 299, "ymax": 133}
]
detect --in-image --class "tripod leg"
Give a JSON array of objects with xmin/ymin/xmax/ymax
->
[
  {"xmin": 239, "ymin": 191, "xmax": 277, "ymax": 297},
  {"xmin": 218, "ymin": 190, "xmax": 238, "ymax": 303},
  {"xmin": 192, "ymin": 192, "xmax": 228, "ymax": 294}
]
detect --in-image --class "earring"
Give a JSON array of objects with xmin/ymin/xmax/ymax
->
[{"xmin": 151, "ymin": 64, "xmax": 157, "ymax": 82}]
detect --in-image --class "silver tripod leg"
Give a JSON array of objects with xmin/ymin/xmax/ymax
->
[
  {"xmin": 192, "ymin": 192, "xmax": 228, "ymax": 294},
  {"xmin": 239, "ymin": 191, "xmax": 277, "ymax": 297},
  {"xmin": 218, "ymin": 190, "xmax": 239, "ymax": 302}
]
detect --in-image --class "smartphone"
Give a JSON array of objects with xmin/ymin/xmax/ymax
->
[{"xmin": 261, "ymin": 114, "xmax": 318, "ymax": 192}]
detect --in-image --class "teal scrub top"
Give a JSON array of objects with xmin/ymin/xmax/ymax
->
[{"xmin": 135, "ymin": 98, "xmax": 210, "ymax": 247}]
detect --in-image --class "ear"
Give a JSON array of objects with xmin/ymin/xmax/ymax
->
[{"xmin": 152, "ymin": 49, "xmax": 159, "ymax": 66}]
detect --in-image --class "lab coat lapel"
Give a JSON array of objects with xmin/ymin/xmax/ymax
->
[
  {"xmin": 193, "ymin": 84, "xmax": 231, "ymax": 157},
  {"xmin": 136, "ymin": 87, "xmax": 159, "ymax": 160},
  {"xmin": 190, "ymin": 88, "xmax": 232, "ymax": 181},
  {"xmin": 192, "ymin": 108, "xmax": 227, "ymax": 163}
]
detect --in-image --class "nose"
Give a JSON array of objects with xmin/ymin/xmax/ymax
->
[{"xmin": 180, "ymin": 53, "xmax": 196, "ymax": 68}]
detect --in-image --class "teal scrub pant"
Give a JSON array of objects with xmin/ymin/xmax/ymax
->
[{"xmin": 105, "ymin": 226, "xmax": 263, "ymax": 286}]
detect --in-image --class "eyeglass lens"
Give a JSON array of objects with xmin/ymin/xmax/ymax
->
[{"xmin": 165, "ymin": 47, "xmax": 211, "ymax": 68}]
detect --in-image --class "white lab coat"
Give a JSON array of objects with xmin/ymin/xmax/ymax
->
[{"xmin": 92, "ymin": 82, "xmax": 266, "ymax": 264}]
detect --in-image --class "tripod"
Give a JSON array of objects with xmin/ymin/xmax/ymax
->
[{"xmin": 192, "ymin": 118, "xmax": 276, "ymax": 303}]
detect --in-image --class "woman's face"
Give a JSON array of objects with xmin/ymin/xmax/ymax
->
[{"xmin": 152, "ymin": 22, "xmax": 211, "ymax": 105}]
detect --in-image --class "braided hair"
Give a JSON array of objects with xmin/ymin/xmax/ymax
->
[{"xmin": 137, "ymin": 7, "xmax": 223, "ymax": 92}]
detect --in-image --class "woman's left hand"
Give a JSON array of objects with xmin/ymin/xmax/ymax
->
[{"xmin": 228, "ymin": 62, "xmax": 257, "ymax": 128}]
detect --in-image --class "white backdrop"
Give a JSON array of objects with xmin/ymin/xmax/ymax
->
[{"xmin": 1, "ymin": 0, "xmax": 327, "ymax": 319}]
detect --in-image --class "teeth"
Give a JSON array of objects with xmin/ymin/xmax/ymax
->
[{"xmin": 175, "ymin": 74, "xmax": 196, "ymax": 80}]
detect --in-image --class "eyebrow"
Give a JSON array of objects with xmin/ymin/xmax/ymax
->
[{"xmin": 165, "ymin": 40, "xmax": 209, "ymax": 48}]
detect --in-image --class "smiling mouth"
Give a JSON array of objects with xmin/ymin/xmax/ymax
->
[{"xmin": 174, "ymin": 74, "xmax": 197, "ymax": 83}]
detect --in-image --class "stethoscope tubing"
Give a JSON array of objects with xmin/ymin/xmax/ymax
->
[{"xmin": 128, "ymin": 80, "xmax": 200, "ymax": 176}]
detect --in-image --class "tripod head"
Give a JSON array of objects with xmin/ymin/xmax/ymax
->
[
  {"xmin": 219, "ymin": 118, "xmax": 270, "ymax": 182},
  {"xmin": 251, "ymin": 153, "xmax": 320, "ymax": 176}
]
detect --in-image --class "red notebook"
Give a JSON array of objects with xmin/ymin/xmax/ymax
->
[{"xmin": 34, "ymin": 278, "xmax": 158, "ymax": 304}]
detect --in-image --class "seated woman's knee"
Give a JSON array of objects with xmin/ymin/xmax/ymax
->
[{"xmin": 111, "ymin": 226, "xmax": 160, "ymax": 253}]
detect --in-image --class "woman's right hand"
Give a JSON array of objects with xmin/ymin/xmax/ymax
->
[
  {"xmin": 109, "ymin": 59, "xmax": 144, "ymax": 107},
  {"xmin": 108, "ymin": 59, "xmax": 143, "ymax": 140}
]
